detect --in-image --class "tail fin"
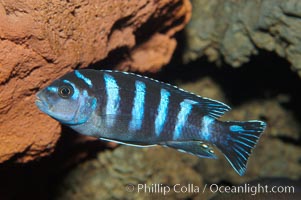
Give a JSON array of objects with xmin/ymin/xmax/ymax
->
[{"xmin": 216, "ymin": 120, "xmax": 266, "ymax": 176}]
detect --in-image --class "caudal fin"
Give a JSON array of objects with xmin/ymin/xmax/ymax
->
[{"xmin": 216, "ymin": 120, "xmax": 266, "ymax": 176}]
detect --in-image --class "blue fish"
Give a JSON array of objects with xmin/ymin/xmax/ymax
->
[{"xmin": 36, "ymin": 69, "xmax": 266, "ymax": 175}]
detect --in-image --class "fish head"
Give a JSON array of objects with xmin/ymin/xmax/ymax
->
[{"xmin": 35, "ymin": 71, "xmax": 97, "ymax": 125}]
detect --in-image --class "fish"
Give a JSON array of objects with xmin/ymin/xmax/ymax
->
[{"xmin": 35, "ymin": 69, "xmax": 266, "ymax": 175}]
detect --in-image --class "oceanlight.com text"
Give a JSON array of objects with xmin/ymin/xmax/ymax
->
[{"xmin": 209, "ymin": 183, "xmax": 294, "ymax": 196}]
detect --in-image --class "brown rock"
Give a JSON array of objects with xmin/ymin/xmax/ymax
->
[
  {"xmin": 0, "ymin": 0, "xmax": 191, "ymax": 163},
  {"xmin": 121, "ymin": 33, "xmax": 177, "ymax": 72}
]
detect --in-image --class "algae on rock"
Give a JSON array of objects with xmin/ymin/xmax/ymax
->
[{"xmin": 184, "ymin": 0, "xmax": 301, "ymax": 76}]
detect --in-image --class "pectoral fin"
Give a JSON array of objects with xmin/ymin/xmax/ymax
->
[{"xmin": 163, "ymin": 141, "xmax": 217, "ymax": 159}]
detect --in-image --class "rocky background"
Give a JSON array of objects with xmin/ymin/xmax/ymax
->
[
  {"xmin": 0, "ymin": 0, "xmax": 301, "ymax": 200},
  {"xmin": 0, "ymin": 0, "xmax": 191, "ymax": 163},
  {"xmin": 184, "ymin": 0, "xmax": 301, "ymax": 76}
]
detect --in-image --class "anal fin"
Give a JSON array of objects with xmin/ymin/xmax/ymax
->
[
  {"xmin": 100, "ymin": 137, "xmax": 156, "ymax": 148},
  {"xmin": 163, "ymin": 141, "xmax": 217, "ymax": 159}
]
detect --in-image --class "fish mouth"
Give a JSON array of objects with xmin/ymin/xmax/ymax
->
[
  {"xmin": 35, "ymin": 98, "xmax": 44, "ymax": 108},
  {"xmin": 35, "ymin": 93, "xmax": 50, "ymax": 112}
]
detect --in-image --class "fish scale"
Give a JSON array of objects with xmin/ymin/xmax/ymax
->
[
  {"xmin": 36, "ymin": 69, "xmax": 266, "ymax": 176},
  {"xmin": 101, "ymin": 71, "xmax": 186, "ymax": 142},
  {"xmin": 101, "ymin": 71, "xmax": 160, "ymax": 140}
]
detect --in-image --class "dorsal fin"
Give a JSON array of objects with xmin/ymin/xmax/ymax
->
[{"xmin": 181, "ymin": 97, "xmax": 231, "ymax": 119}]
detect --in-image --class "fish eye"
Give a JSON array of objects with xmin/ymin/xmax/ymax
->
[{"xmin": 58, "ymin": 85, "xmax": 74, "ymax": 99}]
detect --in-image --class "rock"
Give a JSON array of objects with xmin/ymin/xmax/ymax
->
[
  {"xmin": 119, "ymin": 33, "xmax": 177, "ymax": 73},
  {"xmin": 56, "ymin": 146, "xmax": 204, "ymax": 200},
  {"xmin": 56, "ymin": 133, "xmax": 301, "ymax": 199},
  {"xmin": 0, "ymin": 0, "xmax": 191, "ymax": 163},
  {"xmin": 184, "ymin": 0, "xmax": 301, "ymax": 76}
]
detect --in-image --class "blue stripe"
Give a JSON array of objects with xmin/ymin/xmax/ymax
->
[
  {"xmin": 173, "ymin": 99, "xmax": 194, "ymax": 140},
  {"xmin": 200, "ymin": 116, "xmax": 214, "ymax": 141},
  {"xmin": 230, "ymin": 125, "xmax": 245, "ymax": 132},
  {"xmin": 236, "ymin": 156, "xmax": 244, "ymax": 169},
  {"xmin": 235, "ymin": 145, "xmax": 250, "ymax": 155},
  {"xmin": 76, "ymin": 90, "xmax": 91, "ymax": 124},
  {"xmin": 233, "ymin": 147, "xmax": 247, "ymax": 161},
  {"xmin": 233, "ymin": 139, "xmax": 252, "ymax": 148},
  {"xmin": 104, "ymin": 73, "xmax": 120, "ymax": 127},
  {"xmin": 129, "ymin": 81, "xmax": 146, "ymax": 131},
  {"xmin": 155, "ymin": 89, "xmax": 170, "ymax": 137},
  {"xmin": 238, "ymin": 133, "xmax": 259, "ymax": 138},
  {"xmin": 223, "ymin": 155, "xmax": 243, "ymax": 176},
  {"xmin": 46, "ymin": 86, "xmax": 58, "ymax": 93},
  {"xmin": 91, "ymin": 98, "xmax": 97, "ymax": 110},
  {"xmin": 237, "ymin": 136, "xmax": 256, "ymax": 144},
  {"xmin": 63, "ymin": 79, "xmax": 79, "ymax": 99},
  {"xmin": 75, "ymin": 70, "xmax": 93, "ymax": 88}
]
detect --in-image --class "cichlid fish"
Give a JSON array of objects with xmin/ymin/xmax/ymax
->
[{"xmin": 35, "ymin": 69, "xmax": 266, "ymax": 175}]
